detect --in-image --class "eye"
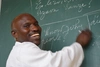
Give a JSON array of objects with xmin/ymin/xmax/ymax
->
[
  {"xmin": 34, "ymin": 21, "xmax": 39, "ymax": 26},
  {"xmin": 23, "ymin": 23, "xmax": 30, "ymax": 28},
  {"xmin": 34, "ymin": 23, "xmax": 39, "ymax": 26}
]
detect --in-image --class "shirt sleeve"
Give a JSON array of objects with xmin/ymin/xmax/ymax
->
[
  {"xmin": 20, "ymin": 42, "xmax": 84, "ymax": 67},
  {"xmin": 59, "ymin": 42, "xmax": 84, "ymax": 67}
]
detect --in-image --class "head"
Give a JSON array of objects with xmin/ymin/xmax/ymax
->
[{"xmin": 11, "ymin": 13, "xmax": 42, "ymax": 46}]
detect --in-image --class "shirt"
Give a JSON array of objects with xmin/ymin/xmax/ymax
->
[{"xmin": 6, "ymin": 42, "xmax": 84, "ymax": 67}]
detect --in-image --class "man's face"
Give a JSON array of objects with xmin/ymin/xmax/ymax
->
[{"xmin": 13, "ymin": 14, "xmax": 41, "ymax": 45}]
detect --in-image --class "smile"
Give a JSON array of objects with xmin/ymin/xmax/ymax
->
[{"xmin": 31, "ymin": 33, "xmax": 39, "ymax": 37}]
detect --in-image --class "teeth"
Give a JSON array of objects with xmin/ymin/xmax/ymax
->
[{"xmin": 31, "ymin": 34, "xmax": 39, "ymax": 37}]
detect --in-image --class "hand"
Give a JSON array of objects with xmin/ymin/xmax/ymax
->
[{"xmin": 76, "ymin": 29, "xmax": 92, "ymax": 47}]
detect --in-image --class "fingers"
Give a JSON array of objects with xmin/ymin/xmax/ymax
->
[
  {"xmin": 76, "ymin": 29, "xmax": 92, "ymax": 47},
  {"xmin": 82, "ymin": 29, "xmax": 92, "ymax": 38}
]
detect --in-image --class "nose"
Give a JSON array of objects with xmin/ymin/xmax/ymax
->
[{"xmin": 30, "ymin": 24, "xmax": 38, "ymax": 31}]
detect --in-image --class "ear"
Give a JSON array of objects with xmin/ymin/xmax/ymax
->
[{"xmin": 11, "ymin": 30, "xmax": 18, "ymax": 40}]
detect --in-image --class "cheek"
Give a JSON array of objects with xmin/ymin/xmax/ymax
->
[
  {"xmin": 22, "ymin": 30, "xmax": 29, "ymax": 37},
  {"xmin": 39, "ymin": 27, "xmax": 42, "ymax": 33},
  {"xmin": 18, "ymin": 30, "xmax": 29, "ymax": 38}
]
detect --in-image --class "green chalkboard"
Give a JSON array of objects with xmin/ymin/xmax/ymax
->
[{"xmin": 1, "ymin": 0, "xmax": 100, "ymax": 67}]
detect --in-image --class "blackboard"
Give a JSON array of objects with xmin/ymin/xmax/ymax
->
[{"xmin": 0, "ymin": 0, "xmax": 100, "ymax": 67}]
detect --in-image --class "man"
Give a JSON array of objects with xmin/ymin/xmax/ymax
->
[{"xmin": 6, "ymin": 13, "xmax": 92, "ymax": 67}]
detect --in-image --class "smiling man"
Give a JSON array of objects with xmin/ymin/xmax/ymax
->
[
  {"xmin": 11, "ymin": 14, "xmax": 41, "ymax": 45},
  {"xmin": 6, "ymin": 13, "xmax": 92, "ymax": 67}
]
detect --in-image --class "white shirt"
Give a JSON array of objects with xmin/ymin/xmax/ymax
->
[{"xmin": 6, "ymin": 42, "xmax": 84, "ymax": 67}]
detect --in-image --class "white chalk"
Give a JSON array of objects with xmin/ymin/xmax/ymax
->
[{"xmin": 78, "ymin": 30, "xmax": 82, "ymax": 33}]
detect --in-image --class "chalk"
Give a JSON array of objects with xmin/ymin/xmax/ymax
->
[{"xmin": 78, "ymin": 30, "xmax": 82, "ymax": 33}]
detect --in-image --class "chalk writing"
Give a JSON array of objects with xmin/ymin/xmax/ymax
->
[
  {"xmin": 64, "ymin": 2, "xmax": 86, "ymax": 12},
  {"xmin": 35, "ymin": 0, "xmax": 100, "ymax": 50},
  {"xmin": 41, "ymin": 33, "xmax": 61, "ymax": 46},
  {"xmin": 92, "ymin": 36, "xmax": 100, "ymax": 48},
  {"xmin": 41, "ymin": 20, "xmax": 83, "ymax": 46},
  {"xmin": 88, "ymin": 0, "xmax": 93, "ymax": 8},
  {"xmin": 35, "ymin": 0, "xmax": 93, "ymax": 20},
  {"xmin": 90, "ymin": 15, "xmax": 100, "ymax": 26},
  {"xmin": 35, "ymin": 0, "xmax": 59, "ymax": 20},
  {"xmin": 37, "ymin": 8, "xmax": 58, "ymax": 20}
]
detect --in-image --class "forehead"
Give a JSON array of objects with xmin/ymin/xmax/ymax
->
[
  {"xmin": 17, "ymin": 15, "xmax": 37, "ymax": 24},
  {"xmin": 11, "ymin": 14, "xmax": 38, "ymax": 30}
]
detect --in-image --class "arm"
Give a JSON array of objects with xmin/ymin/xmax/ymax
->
[
  {"xmin": 56, "ymin": 42, "xmax": 84, "ymax": 67},
  {"xmin": 20, "ymin": 42, "xmax": 84, "ymax": 67},
  {"xmin": 20, "ymin": 29, "xmax": 92, "ymax": 67}
]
